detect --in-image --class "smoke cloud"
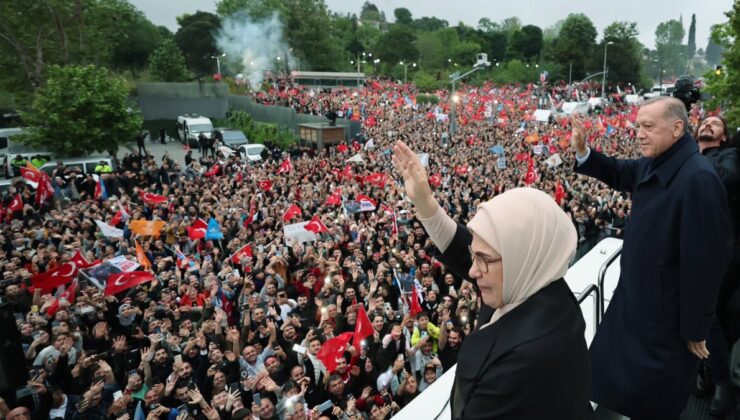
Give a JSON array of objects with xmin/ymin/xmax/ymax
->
[{"xmin": 216, "ymin": 13, "xmax": 297, "ymax": 90}]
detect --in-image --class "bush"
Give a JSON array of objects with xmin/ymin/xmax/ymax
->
[
  {"xmin": 220, "ymin": 111, "xmax": 298, "ymax": 149},
  {"xmin": 416, "ymin": 93, "xmax": 440, "ymax": 105}
]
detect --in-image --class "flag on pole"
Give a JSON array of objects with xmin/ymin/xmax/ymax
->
[
  {"xmin": 205, "ymin": 218, "xmax": 224, "ymax": 240},
  {"xmin": 94, "ymin": 177, "xmax": 108, "ymax": 200},
  {"xmin": 128, "ymin": 219, "xmax": 165, "ymax": 236},
  {"xmin": 277, "ymin": 158, "xmax": 293, "ymax": 174},
  {"xmin": 230, "ymin": 244, "xmax": 253, "ymax": 264},
  {"xmin": 304, "ymin": 215, "xmax": 328, "ymax": 234},
  {"xmin": 317, "ymin": 332, "xmax": 354, "ymax": 373},
  {"xmin": 325, "ymin": 188, "xmax": 342, "ymax": 206},
  {"xmin": 31, "ymin": 262, "xmax": 78, "ymax": 293},
  {"xmin": 138, "ymin": 191, "xmax": 168, "ymax": 205},
  {"xmin": 95, "ymin": 220, "xmax": 124, "ymax": 238},
  {"xmin": 356, "ymin": 194, "xmax": 377, "ymax": 212},
  {"xmin": 20, "ymin": 164, "xmax": 42, "ymax": 184},
  {"xmin": 135, "ymin": 240, "xmax": 151, "ymax": 269},
  {"xmin": 352, "ymin": 305, "xmax": 374, "ymax": 350},
  {"xmin": 105, "ymin": 271, "xmax": 155, "ymax": 296},
  {"xmin": 186, "ymin": 218, "xmax": 208, "ymax": 240},
  {"xmin": 282, "ymin": 203, "xmax": 302, "ymax": 221},
  {"xmin": 258, "ymin": 180, "xmax": 273, "ymax": 191}
]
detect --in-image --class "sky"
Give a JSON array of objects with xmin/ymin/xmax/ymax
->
[{"xmin": 129, "ymin": 0, "xmax": 732, "ymax": 50}]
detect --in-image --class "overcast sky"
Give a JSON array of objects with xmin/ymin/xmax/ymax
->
[{"xmin": 130, "ymin": 0, "xmax": 732, "ymax": 50}]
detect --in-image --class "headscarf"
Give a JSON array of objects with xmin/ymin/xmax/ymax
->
[
  {"xmin": 117, "ymin": 303, "xmax": 137, "ymax": 327},
  {"xmin": 466, "ymin": 188, "xmax": 576, "ymax": 325}
]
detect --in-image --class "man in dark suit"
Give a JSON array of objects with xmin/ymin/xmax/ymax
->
[{"xmin": 572, "ymin": 97, "xmax": 733, "ymax": 419}]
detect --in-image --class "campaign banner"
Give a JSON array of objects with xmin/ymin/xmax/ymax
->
[
  {"xmin": 82, "ymin": 256, "xmax": 140, "ymax": 289},
  {"xmin": 284, "ymin": 222, "xmax": 318, "ymax": 246},
  {"xmin": 497, "ymin": 157, "xmax": 507, "ymax": 169}
]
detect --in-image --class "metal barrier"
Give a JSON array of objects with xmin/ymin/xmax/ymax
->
[
  {"xmin": 577, "ymin": 284, "xmax": 601, "ymax": 327},
  {"xmin": 597, "ymin": 246, "xmax": 622, "ymax": 319}
]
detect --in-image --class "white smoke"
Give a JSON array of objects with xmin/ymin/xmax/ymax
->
[{"xmin": 216, "ymin": 13, "xmax": 297, "ymax": 90}]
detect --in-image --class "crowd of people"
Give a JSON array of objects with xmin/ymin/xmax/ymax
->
[{"xmin": 0, "ymin": 78, "xmax": 703, "ymax": 420}]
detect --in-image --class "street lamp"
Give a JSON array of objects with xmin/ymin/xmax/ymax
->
[
  {"xmin": 601, "ymin": 41, "xmax": 614, "ymax": 98},
  {"xmin": 449, "ymin": 53, "xmax": 491, "ymax": 137},
  {"xmin": 210, "ymin": 53, "xmax": 226, "ymax": 77},
  {"xmin": 399, "ymin": 61, "xmax": 416, "ymax": 83}
]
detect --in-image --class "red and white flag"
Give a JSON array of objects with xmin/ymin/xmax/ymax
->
[
  {"xmin": 258, "ymin": 180, "xmax": 272, "ymax": 191},
  {"xmin": 524, "ymin": 156, "xmax": 539, "ymax": 186},
  {"xmin": 364, "ymin": 172, "xmax": 387, "ymax": 188},
  {"xmin": 230, "ymin": 244, "xmax": 253, "ymax": 264},
  {"xmin": 317, "ymin": 332, "xmax": 354, "ymax": 373},
  {"xmin": 325, "ymin": 188, "xmax": 342, "ymax": 206},
  {"xmin": 277, "ymin": 158, "xmax": 293, "ymax": 174},
  {"xmin": 282, "ymin": 203, "xmax": 302, "ymax": 221},
  {"xmin": 429, "ymin": 173, "xmax": 442, "ymax": 188},
  {"xmin": 341, "ymin": 164, "xmax": 353, "ymax": 180},
  {"xmin": 20, "ymin": 164, "xmax": 42, "ymax": 184},
  {"xmin": 105, "ymin": 271, "xmax": 155, "ymax": 296},
  {"xmin": 304, "ymin": 215, "xmax": 328, "ymax": 234},
  {"xmin": 31, "ymin": 262, "xmax": 78, "ymax": 293},
  {"xmin": 138, "ymin": 190, "xmax": 168, "ymax": 205},
  {"xmin": 186, "ymin": 218, "xmax": 208, "ymax": 240},
  {"xmin": 6, "ymin": 193, "xmax": 23, "ymax": 216},
  {"xmin": 356, "ymin": 194, "xmax": 377, "ymax": 212}
]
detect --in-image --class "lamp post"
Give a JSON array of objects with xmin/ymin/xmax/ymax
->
[
  {"xmin": 399, "ymin": 61, "xmax": 416, "ymax": 84},
  {"xmin": 210, "ymin": 53, "xmax": 226, "ymax": 77},
  {"xmin": 601, "ymin": 41, "xmax": 614, "ymax": 98},
  {"xmin": 449, "ymin": 54, "xmax": 491, "ymax": 138}
]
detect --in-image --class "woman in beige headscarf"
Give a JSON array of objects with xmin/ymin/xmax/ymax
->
[{"xmin": 392, "ymin": 141, "xmax": 594, "ymax": 420}]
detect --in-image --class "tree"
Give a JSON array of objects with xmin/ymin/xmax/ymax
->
[
  {"xmin": 360, "ymin": 2, "xmax": 381, "ymax": 22},
  {"xmin": 111, "ymin": 10, "xmax": 163, "ymax": 78},
  {"xmin": 412, "ymin": 16, "xmax": 448, "ymax": 32},
  {"xmin": 175, "ymin": 11, "xmax": 221, "ymax": 76},
  {"xmin": 507, "ymin": 25, "xmax": 543, "ymax": 61},
  {"xmin": 601, "ymin": 21, "xmax": 643, "ymax": 86},
  {"xmin": 20, "ymin": 65, "xmax": 142, "ymax": 156},
  {"xmin": 374, "ymin": 25, "xmax": 418, "ymax": 66},
  {"xmin": 148, "ymin": 39, "xmax": 190, "ymax": 82},
  {"xmin": 215, "ymin": 0, "xmax": 284, "ymax": 19},
  {"xmin": 543, "ymin": 19, "xmax": 564, "ymax": 43},
  {"xmin": 477, "ymin": 18, "xmax": 499, "ymax": 33},
  {"xmin": 687, "ymin": 14, "xmax": 696, "ymax": 59},
  {"xmin": 704, "ymin": 2, "xmax": 739, "ymax": 128},
  {"xmin": 0, "ymin": 0, "xmax": 148, "ymax": 97},
  {"xmin": 655, "ymin": 19, "xmax": 686, "ymax": 78},
  {"xmin": 500, "ymin": 17, "xmax": 522, "ymax": 39},
  {"xmin": 553, "ymin": 13, "xmax": 598, "ymax": 80},
  {"xmin": 394, "ymin": 8, "xmax": 412, "ymax": 25},
  {"xmin": 282, "ymin": 0, "xmax": 343, "ymax": 71},
  {"xmin": 705, "ymin": 29, "xmax": 724, "ymax": 66}
]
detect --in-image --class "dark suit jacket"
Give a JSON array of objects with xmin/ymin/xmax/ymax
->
[
  {"xmin": 576, "ymin": 133, "xmax": 733, "ymax": 418},
  {"xmin": 437, "ymin": 224, "xmax": 594, "ymax": 420}
]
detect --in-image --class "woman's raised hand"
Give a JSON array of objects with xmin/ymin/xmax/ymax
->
[{"xmin": 392, "ymin": 140, "xmax": 437, "ymax": 218}]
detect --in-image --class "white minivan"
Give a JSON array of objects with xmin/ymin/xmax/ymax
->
[{"xmin": 176, "ymin": 115, "xmax": 213, "ymax": 148}]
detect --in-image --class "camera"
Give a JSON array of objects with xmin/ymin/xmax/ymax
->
[{"xmin": 672, "ymin": 75, "xmax": 708, "ymax": 111}]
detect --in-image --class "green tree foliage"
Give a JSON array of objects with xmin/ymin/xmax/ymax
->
[
  {"xmin": 687, "ymin": 14, "xmax": 697, "ymax": 59},
  {"xmin": 507, "ymin": 25, "xmax": 543, "ymax": 61},
  {"xmin": 111, "ymin": 10, "xmax": 163, "ymax": 79},
  {"xmin": 20, "ymin": 65, "xmax": 142, "ymax": 156},
  {"xmin": 216, "ymin": 0, "xmax": 284, "ymax": 18},
  {"xmin": 412, "ymin": 17, "xmax": 448, "ymax": 32},
  {"xmin": 282, "ymin": 0, "xmax": 343, "ymax": 71},
  {"xmin": 705, "ymin": 29, "xmax": 724, "ymax": 66},
  {"xmin": 553, "ymin": 13, "xmax": 598, "ymax": 81},
  {"xmin": 148, "ymin": 39, "xmax": 191, "ymax": 82},
  {"xmin": 0, "ymin": 0, "xmax": 145, "ymax": 96},
  {"xmin": 601, "ymin": 22, "xmax": 644, "ymax": 86},
  {"xmin": 375, "ymin": 25, "xmax": 418, "ymax": 67},
  {"xmin": 175, "ymin": 11, "xmax": 221, "ymax": 76},
  {"xmin": 394, "ymin": 8, "xmax": 413, "ymax": 25},
  {"xmin": 654, "ymin": 19, "xmax": 686, "ymax": 78},
  {"xmin": 704, "ymin": 2, "xmax": 739, "ymax": 128},
  {"xmin": 360, "ymin": 2, "xmax": 381, "ymax": 22}
]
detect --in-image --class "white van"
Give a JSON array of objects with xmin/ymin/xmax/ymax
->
[
  {"xmin": 38, "ymin": 156, "xmax": 116, "ymax": 177},
  {"xmin": 176, "ymin": 115, "xmax": 213, "ymax": 148}
]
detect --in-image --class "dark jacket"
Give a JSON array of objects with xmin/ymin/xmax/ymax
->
[
  {"xmin": 703, "ymin": 145, "xmax": 740, "ymax": 236},
  {"xmin": 438, "ymin": 224, "xmax": 594, "ymax": 420},
  {"xmin": 576, "ymin": 133, "xmax": 733, "ymax": 419}
]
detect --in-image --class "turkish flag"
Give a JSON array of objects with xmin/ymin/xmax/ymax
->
[
  {"xmin": 282, "ymin": 203, "xmax": 302, "ymax": 221},
  {"xmin": 525, "ymin": 158, "xmax": 539, "ymax": 186},
  {"xmin": 409, "ymin": 287, "xmax": 423, "ymax": 318},
  {"xmin": 35, "ymin": 175, "xmax": 53, "ymax": 206},
  {"xmin": 277, "ymin": 158, "xmax": 293, "ymax": 174},
  {"xmin": 243, "ymin": 207, "xmax": 256, "ymax": 228},
  {"xmin": 304, "ymin": 215, "xmax": 328, "ymax": 234},
  {"xmin": 186, "ymin": 218, "xmax": 208, "ymax": 240},
  {"xmin": 205, "ymin": 164, "xmax": 220, "ymax": 177},
  {"xmin": 352, "ymin": 305, "xmax": 374, "ymax": 351},
  {"xmin": 230, "ymin": 244, "xmax": 253, "ymax": 264},
  {"xmin": 364, "ymin": 173, "xmax": 387, "ymax": 188},
  {"xmin": 138, "ymin": 191, "xmax": 168, "ymax": 205},
  {"xmin": 235, "ymin": 171, "xmax": 244, "ymax": 184},
  {"xmin": 356, "ymin": 194, "xmax": 377, "ymax": 212},
  {"xmin": 20, "ymin": 165, "xmax": 42, "ymax": 184},
  {"xmin": 70, "ymin": 250, "xmax": 98, "ymax": 269},
  {"xmin": 258, "ymin": 180, "xmax": 272, "ymax": 191},
  {"xmin": 317, "ymin": 332, "xmax": 354, "ymax": 373},
  {"xmin": 105, "ymin": 271, "xmax": 155, "ymax": 296},
  {"xmin": 555, "ymin": 183, "xmax": 566, "ymax": 205},
  {"xmin": 454, "ymin": 165, "xmax": 469, "ymax": 177},
  {"xmin": 429, "ymin": 173, "xmax": 442, "ymax": 188},
  {"xmin": 341, "ymin": 164, "xmax": 353, "ymax": 180},
  {"xmin": 326, "ymin": 188, "xmax": 342, "ymax": 206},
  {"xmin": 31, "ymin": 262, "xmax": 78, "ymax": 293},
  {"xmin": 337, "ymin": 143, "xmax": 349, "ymax": 154},
  {"xmin": 6, "ymin": 193, "xmax": 23, "ymax": 215}
]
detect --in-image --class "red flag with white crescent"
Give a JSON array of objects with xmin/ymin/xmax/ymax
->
[
  {"xmin": 20, "ymin": 165, "xmax": 42, "ymax": 184},
  {"xmin": 282, "ymin": 203, "xmax": 302, "ymax": 221},
  {"xmin": 230, "ymin": 244, "xmax": 253, "ymax": 264},
  {"xmin": 105, "ymin": 271, "xmax": 155, "ymax": 296},
  {"xmin": 304, "ymin": 215, "xmax": 328, "ymax": 234},
  {"xmin": 31, "ymin": 262, "xmax": 78, "ymax": 293},
  {"xmin": 326, "ymin": 188, "xmax": 342, "ymax": 206},
  {"xmin": 258, "ymin": 180, "xmax": 272, "ymax": 191},
  {"xmin": 6, "ymin": 193, "xmax": 23, "ymax": 215},
  {"xmin": 138, "ymin": 190, "xmax": 168, "ymax": 205},
  {"xmin": 186, "ymin": 218, "xmax": 208, "ymax": 240}
]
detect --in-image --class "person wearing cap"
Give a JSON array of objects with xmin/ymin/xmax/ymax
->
[{"xmin": 393, "ymin": 140, "xmax": 594, "ymax": 419}]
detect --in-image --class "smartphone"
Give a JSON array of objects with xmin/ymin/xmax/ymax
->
[
  {"xmin": 318, "ymin": 400, "xmax": 333, "ymax": 413},
  {"xmin": 253, "ymin": 392, "xmax": 261, "ymax": 406},
  {"xmin": 174, "ymin": 354, "xmax": 183, "ymax": 365},
  {"xmin": 421, "ymin": 331, "xmax": 429, "ymax": 339},
  {"xmin": 113, "ymin": 390, "xmax": 124, "ymax": 401},
  {"xmin": 397, "ymin": 354, "xmax": 404, "ymax": 361},
  {"xmin": 80, "ymin": 306, "xmax": 95, "ymax": 315},
  {"xmin": 30, "ymin": 305, "xmax": 39, "ymax": 314},
  {"xmin": 177, "ymin": 405, "xmax": 189, "ymax": 416},
  {"xmin": 229, "ymin": 382, "xmax": 240, "ymax": 392},
  {"xmin": 292, "ymin": 344, "xmax": 308, "ymax": 355}
]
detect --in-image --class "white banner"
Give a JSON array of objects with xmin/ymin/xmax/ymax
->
[
  {"xmin": 545, "ymin": 153, "xmax": 564, "ymax": 168},
  {"xmin": 284, "ymin": 222, "xmax": 318, "ymax": 246},
  {"xmin": 533, "ymin": 145, "xmax": 543, "ymax": 155},
  {"xmin": 82, "ymin": 256, "xmax": 139, "ymax": 289},
  {"xmin": 95, "ymin": 220, "xmax": 123, "ymax": 238}
]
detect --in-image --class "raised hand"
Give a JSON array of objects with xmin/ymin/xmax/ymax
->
[
  {"xmin": 392, "ymin": 140, "xmax": 435, "ymax": 215},
  {"xmin": 571, "ymin": 113, "xmax": 588, "ymax": 156}
]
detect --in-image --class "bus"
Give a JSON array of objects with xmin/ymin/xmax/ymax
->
[{"xmin": 289, "ymin": 71, "xmax": 366, "ymax": 89}]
